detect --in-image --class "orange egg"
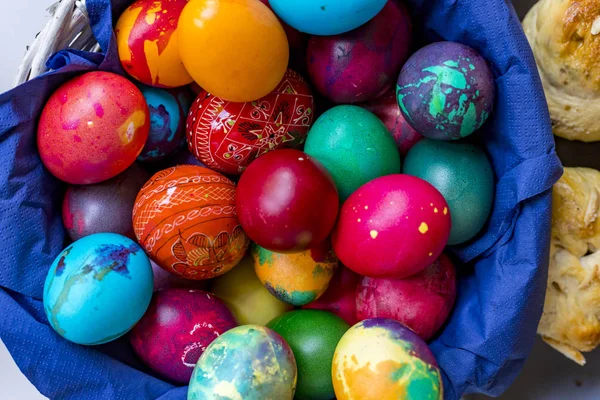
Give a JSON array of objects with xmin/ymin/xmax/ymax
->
[{"xmin": 178, "ymin": 0, "xmax": 289, "ymax": 102}]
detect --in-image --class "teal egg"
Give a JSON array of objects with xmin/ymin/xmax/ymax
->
[
  {"xmin": 403, "ymin": 139, "xmax": 494, "ymax": 245},
  {"xmin": 304, "ymin": 105, "xmax": 401, "ymax": 201}
]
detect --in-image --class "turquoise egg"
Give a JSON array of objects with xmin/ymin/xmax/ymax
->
[
  {"xmin": 304, "ymin": 105, "xmax": 401, "ymax": 201},
  {"xmin": 43, "ymin": 233, "xmax": 153, "ymax": 345},
  {"xmin": 403, "ymin": 139, "xmax": 495, "ymax": 245}
]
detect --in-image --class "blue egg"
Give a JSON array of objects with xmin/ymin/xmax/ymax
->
[
  {"xmin": 269, "ymin": 0, "xmax": 387, "ymax": 35},
  {"xmin": 43, "ymin": 233, "xmax": 153, "ymax": 345}
]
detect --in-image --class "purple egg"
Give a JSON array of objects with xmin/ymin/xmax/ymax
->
[
  {"xmin": 307, "ymin": 0, "xmax": 412, "ymax": 104},
  {"xmin": 396, "ymin": 41, "xmax": 495, "ymax": 140},
  {"xmin": 151, "ymin": 260, "xmax": 207, "ymax": 292}
]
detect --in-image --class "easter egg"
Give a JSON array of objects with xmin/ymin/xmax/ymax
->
[
  {"xmin": 37, "ymin": 72, "xmax": 149, "ymax": 185},
  {"xmin": 43, "ymin": 233, "xmax": 153, "ymax": 345},
  {"xmin": 178, "ymin": 0, "xmax": 289, "ymax": 102},
  {"xmin": 151, "ymin": 260, "xmax": 207, "ymax": 292},
  {"xmin": 268, "ymin": 310, "xmax": 350, "ymax": 400},
  {"xmin": 304, "ymin": 106, "xmax": 401, "ymax": 201},
  {"xmin": 132, "ymin": 165, "xmax": 249, "ymax": 280},
  {"xmin": 356, "ymin": 254, "xmax": 457, "ymax": 340},
  {"xmin": 397, "ymin": 41, "xmax": 495, "ymax": 140},
  {"xmin": 332, "ymin": 318, "xmax": 443, "ymax": 400},
  {"xmin": 269, "ymin": 0, "xmax": 387, "ymax": 35},
  {"xmin": 332, "ymin": 175, "xmax": 451, "ymax": 278},
  {"xmin": 130, "ymin": 289, "xmax": 237, "ymax": 383},
  {"xmin": 210, "ymin": 255, "xmax": 292, "ymax": 325},
  {"xmin": 236, "ymin": 149, "xmax": 339, "ymax": 252},
  {"xmin": 403, "ymin": 139, "xmax": 495, "ymax": 245},
  {"xmin": 307, "ymin": 0, "xmax": 412, "ymax": 104},
  {"xmin": 252, "ymin": 242, "xmax": 338, "ymax": 306},
  {"xmin": 186, "ymin": 70, "xmax": 315, "ymax": 175},
  {"xmin": 115, "ymin": 0, "xmax": 192, "ymax": 88},
  {"xmin": 188, "ymin": 325, "xmax": 297, "ymax": 400}
]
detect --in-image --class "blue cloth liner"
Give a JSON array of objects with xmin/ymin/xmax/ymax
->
[{"xmin": 0, "ymin": 0, "xmax": 563, "ymax": 398}]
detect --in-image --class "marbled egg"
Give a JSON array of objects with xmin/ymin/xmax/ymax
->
[
  {"xmin": 43, "ymin": 233, "xmax": 153, "ymax": 345},
  {"xmin": 332, "ymin": 318, "xmax": 443, "ymax": 400},
  {"xmin": 397, "ymin": 41, "xmax": 495, "ymax": 140},
  {"xmin": 188, "ymin": 325, "xmax": 297, "ymax": 400}
]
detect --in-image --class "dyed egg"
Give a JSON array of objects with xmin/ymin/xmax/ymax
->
[
  {"xmin": 268, "ymin": 310, "xmax": 350, "ymax": 400},
  {"xmin": 43, "ymin": 233, "xmax": 153, "ymax": 345},
  {"xmin": 252, "ymin": 242, "xmax": 338, "ymax": 306},
  {"xmin": 236, "ymin": 149, "xmax": 339, "ymax": 252},
  {"xmin": 332, "ymin": 318, "xmax": 443, "ymax": 400},
  {"xmin": 130, "ymin": 289, "xmax": 237, "ymax": 383},
  {"xmin": 269, "ymin": 0, "xmax": 387, "ymax": 35},
  {"xmin": 151, "ymin": 260, "xmax": 207, "ymax": 292},
  {"xmin": 115, "ymin": 0, "xmax": 192, "ymax": 88},
  {"xmin": 62, "ymin": 163, "xmax": 149, "ymax": 241},
  {"xmin": 188, "ymin": 325, "xmax": 297, "ymax": 400},
  {"xmin": 332, "ymin": 175, "xmax": 451, "ymax": 278},
  {"xmin": 37, "ymin": 72, "xmax": 149, "ymax": 185},
  {"xmin": 307, "ymin": 0, "xmax": 411, "ymax": 104},
  {"xmin": 397, "ymin": 41, "xmax": 495, "ymax": 140},
  {"xmin": 186, "ymin": 70, "xmax": 315, "ymax": 175},
  {"xmin": 304, "ymin": 106, "xmax": 401, "ymax": 201},
  {"xmin": 132, "ymin": 165, "xmax": 249, "ymax": 280},
  {"xmin": 210, "ymin": 255, "xmax": 292, "ymax": 325},
  {"xmin": 178, "ymin": 0, "xmax": 289, "ymax": 102}
]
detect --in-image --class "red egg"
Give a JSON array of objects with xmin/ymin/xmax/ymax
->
[
  {"xmin": 37, "ymin": 72, "xmax": 150, "ymax": 184},
  {"xmin": 129, "ymin": 289, "xmax": 237, "ymax": 383},
  {"xmin": 236, "ymin": 149, "xmax": 339, "ymax": 252},
  {"xmin": 332, "ymin": 174, "xmax": 451, "ymax": 278}
]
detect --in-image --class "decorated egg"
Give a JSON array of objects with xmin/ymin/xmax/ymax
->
[
  {"xmin": 151, "ymin": 260, "xmax": 207, "ymax": 292},
  {"xmin": 37, "ymin": 72, "xmax": 149, "ymax": 185},
  {"xmin": 178, "ymin": 0, "xmax": 289, "ymax": 102},
  {"xmin": 115, "ymin": 0, "xmax": 192, "ymax": 88},
  {"xmin": 130, "ymin": 288, "xmax": 237, "ymax": 383},
  {"xmin": 252, "ymin": 242, "xmax": 338, "ymax": 306},
  {"xmin": 132, "ymin": 165, "xmax": 249, "ymax": 280},
  {"xmin": 43, "ymin": 233, "xmax": 153, "ymax": 345},
  {"xmin": 397, "ymin": 41, "xmax": 495, "ymax": 140},
  {"xmin": 304, "ymin": 106, "xmax": 401, "ymax": 201},
  {"xmin": 186, "ymin": 70, "xmax": 315, "ymax": 175},
  {"xmin": 236, "ymin": 149, "xmax": 339, "ymax": 252},
  {"xmin": 307, "ymin": 0, "xmax": 411, "ymax": 104},
  {"xmin": 332, "ymin": 174, "xmax": 451, "ymax": 278},
  {"xmin": 268, "ymin": 310, "xmax": 350, "ymax": 400},
  {"xmin": 188, "ymin": 325, "xmax": 297, "ymax": 400},
  {"xmin": 332, "ymin": 318, "xmax": 443, "ymax": 400}
]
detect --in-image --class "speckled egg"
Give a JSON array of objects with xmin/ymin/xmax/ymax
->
[
  {"xmin": 304, "ymin": 106, "xmax": 401, "ymax": 201},
  {"xmin": 252, "ymin": 242, "xmax": 338, "ymax": 306},
  {"xmin": 43, "ymin": 233, "xmax": 153, "ymax": 345},
  {"xmin": 115, "ymin": 0, "xmax": 192, "ymax": 88},
  {"xmin": 397, "ymin": 41, "xmax": 495, "ymax": 140},
  {"xmin": 307, "ymin": 0, "xmax": 412, "ymax": 104},
  {"xmin": 188, "ymin": 325, "xmax": 297, "ymax": 400},
  {"xmin": 130, "ymin": 289, "xmax": 237, "ymax": 384},
  {"xmin": 132, "ymin": 165, "xmax": 249, "ymax": 280},
  {"xmin": 37, "ymin": 72, "xmax": 150, "ymax": 185},
  {"xmin": 332, "ymin": 318, "xmax": 443, "ymax": 400},
  {"xmin": 332, "ymin": 174, "xmax": 451, "ymax": 278}
]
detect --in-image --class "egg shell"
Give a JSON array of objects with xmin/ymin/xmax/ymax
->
[
  {"xmin": 332, "ymin": 318, "xmax": 443, "ymax": 400},
  {"xmin": 304, "ymin": 105, "xmax": 401, "ymax": 201},
  {"xmin": 37, "ymin": 72, "xmax": 150, "ymax": 185},
  {"xmin": 129, "ymin": 289, "xmax": 237, "ymax": 384},
  {"xmin": 356, "ymin": 254, "xmax": 456, "ymax": 341},
  {"xmin": 188, "ymin": 325, "xmax": 297, "ymax": 400},
  {"xmin": 186, "ymin": 70, "xmax": 315, "ymax": 175},
  {"xmin": 151, "ymin": 260, "xmax": 208, "ymax": 292},
  {"xmin": 236, "ymin": 149, "xmax": 339, "ymax": 252},
  {"xmin": 43, "ymin": 233, "xmax": 153, "ymax": 345},
  {"xmin": 252, "ymin": 242, "xmax": 338, "ymax": 306},
  {"xmin": 332, "ymin": 174, "xmax": 451, "ymax": 278},
  {"xmin": 307, "ymin": 0, "xmax": 412, "ymax": 104},
  {"xmin": 132, "ymin": 165, "xmax": 250, "ymax": 280},
  {"xmin": 397, "ymin": 41, "xmax": 495, "ymax": 140}
]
